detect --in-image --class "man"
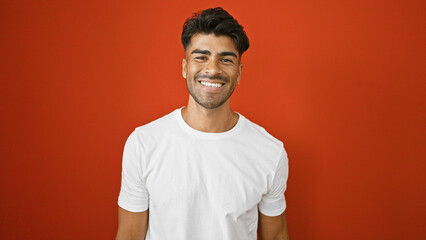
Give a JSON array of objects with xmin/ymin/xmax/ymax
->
[{"xmin": 116, "ymin": 7, "xmax": 290, "ymax": 240}]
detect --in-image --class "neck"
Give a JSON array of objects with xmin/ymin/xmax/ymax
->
[{"xmin": 181, "ymin": 97, "xmax": 239, "ymax": 133}]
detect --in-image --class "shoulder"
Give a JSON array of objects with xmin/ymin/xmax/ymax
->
[
  {"xmin": 239, "ymin": 114, "xmax": 287, "ymax": 158},
  {"xmin": 240, "ymin": 114, "xmax": 284, "ymax": 148},
  {"xmin": 134, "ymin": 108, "xmax": 179, "ymax": 134},
  {"xmin": 127, "ymin": 108, "xmax": 180, "ymax": 146}
]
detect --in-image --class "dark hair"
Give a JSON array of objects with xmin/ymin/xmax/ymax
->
[{"xmin": 181, "ymin": 7, "xmax": 250, "ymax": 56}]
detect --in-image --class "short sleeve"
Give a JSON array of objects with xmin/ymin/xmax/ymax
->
[
  {"xmin": 259, "ymin": 150, "xmax": 289, "ymax": 216},
  {"xmin": 117, "ymin": 131, "xmax": 149, "ymax": 212}
]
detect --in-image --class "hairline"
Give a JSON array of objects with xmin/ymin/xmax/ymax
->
[{"xmin": 184, "ymin": 32, "xmax": 242, "ymax": 60}]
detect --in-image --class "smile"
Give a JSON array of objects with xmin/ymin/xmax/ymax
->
[{"xmin": 199, "ymin": 81, "xmax": 224, "ymax": 88}]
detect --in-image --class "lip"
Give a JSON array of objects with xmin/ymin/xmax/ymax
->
[
  {"xmin": 197, "ymin": 79, "xmax": 226, "ymax": 84},
  {"xmin": 198, "ymin": 80, "xmax": 225, "ymax": 91}
]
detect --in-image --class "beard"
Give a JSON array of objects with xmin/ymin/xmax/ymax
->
[{"xmin": 186, "ymin": 73, "xmax": 236, "ymax": 109}]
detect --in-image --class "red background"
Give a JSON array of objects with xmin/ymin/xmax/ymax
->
[{"xmin": 1, "ymin": 0, "xmax": 425, "ymax": 239}]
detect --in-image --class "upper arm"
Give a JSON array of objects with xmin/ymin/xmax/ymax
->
[
  {"xmin": 118, "ymin": 131, "xmax": 150, "ymax": 212},
  {"xmin": 258, "ymin": 210, "xmax": 290, "ymax": 240},
  {"xmin": 259, "ymin": 150, "xmax": 288, "ymax": 216},
  {"xmin": 115, "ymin": 207, "xmax": 148, "ymax": 240},
  {"xmin": 116, "ymin": 131, "xmax": 150, "ymax": 239},
  {"xmin": 258, "ymin": 148, "xmax": 290, "ymax": 239}
]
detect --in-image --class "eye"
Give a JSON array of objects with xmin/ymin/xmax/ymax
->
[
  {"xmin": 195, "ymin": 56, "xmax": 206, "ymax": 61},
  {"xmin": 221, "ymin": 58, "xmax": 233, "ymax": 63}
]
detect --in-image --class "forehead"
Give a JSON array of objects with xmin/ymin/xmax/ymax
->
[{"xmin": 187, "ymin": 33, "xmax": 238, "ymax": 55}]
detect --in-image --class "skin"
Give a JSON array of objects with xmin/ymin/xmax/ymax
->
[
  {"xmin": 116, "ymin": 207, "xmax": 148, "ymax": 240},
  {"xmin": 181, "ymin": 33, "xmax": 243, "ymax": 133},
  {"xmin": 116, "ymin": 33, "xmax": 290, "ymax": 240},
  {"xmin": 258, "ymin": 211, "xmax": 291, "ymax": 240}
]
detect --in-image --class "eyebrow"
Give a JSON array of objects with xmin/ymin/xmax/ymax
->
[
  {"xmin": 191, "ymin": 49, "xmax": 238, "ymax": 58},
  {"xmin": 219, "ymin": 51, "xmax": 237, "ymax": 58},
  {"xmin": 191, "ymin": 49, "xmax": 211, "ymax": 55}
]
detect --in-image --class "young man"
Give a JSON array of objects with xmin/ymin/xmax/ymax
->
[{"xmin": 116, "ymin": 7, "xmax": 290, "ymax": 240}]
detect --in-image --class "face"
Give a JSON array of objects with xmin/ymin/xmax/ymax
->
[{"xmin": 182, "ymin": 33, "xmax": 243, "ymax": 109}]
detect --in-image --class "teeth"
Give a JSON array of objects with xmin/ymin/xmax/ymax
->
[{"xmin": 200, "ymin": 81, "xmax": 223, "ymax": 88}]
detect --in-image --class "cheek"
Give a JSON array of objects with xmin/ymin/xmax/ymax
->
[
  {"xmin": 188, "ymin": 63, "xmax": 203, "ymax": 75},
  {"xmin": 224, "ymin": 67, "xmax": 240, "ymax": 78}
]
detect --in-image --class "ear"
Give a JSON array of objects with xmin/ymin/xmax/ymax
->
[
  {"xmin": 182, "ymin": 58, "xmax": 187, "ymax": 79},
  {"xmin": 237, "ymin": 63, "xmax": 244, "ymax": 84}
]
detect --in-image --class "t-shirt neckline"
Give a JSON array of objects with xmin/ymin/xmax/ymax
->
[{"xmin": 175, "ymin": 107, "xmax": 245, "ymax": 139}]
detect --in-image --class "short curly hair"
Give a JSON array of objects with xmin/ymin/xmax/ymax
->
[{"xmin": 181, "ymin": 7, "xmax": 250, "ymax": 56}]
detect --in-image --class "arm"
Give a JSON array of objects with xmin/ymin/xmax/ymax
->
[
  {"xmin": 115, "ymin": 207, "xmax": 148, "ymax": 240},
  {"xmin": 116, "ymin": 131, "xmax": 150, "ymax": 239},
  {"xmin": 258, "ymin": 210, "xmax": 290, "ymax": 240}
]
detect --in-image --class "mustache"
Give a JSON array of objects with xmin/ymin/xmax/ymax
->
[{"xmin": 194, "ymin": 73, "xmax": 229, "ymax": 83}]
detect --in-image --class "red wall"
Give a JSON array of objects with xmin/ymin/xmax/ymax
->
[{"xmin": 1, "ymin": 1, "xmax": 424, "ymax": 239}]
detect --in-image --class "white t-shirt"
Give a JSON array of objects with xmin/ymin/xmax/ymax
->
[{"xmin": 118, "ymin": 108, "xmax": 289, "ymax": 240}]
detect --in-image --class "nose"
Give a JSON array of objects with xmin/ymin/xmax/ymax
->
[{"xmin": 204, "ymin": 59, "xmax": 221, "ymax": 75}]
